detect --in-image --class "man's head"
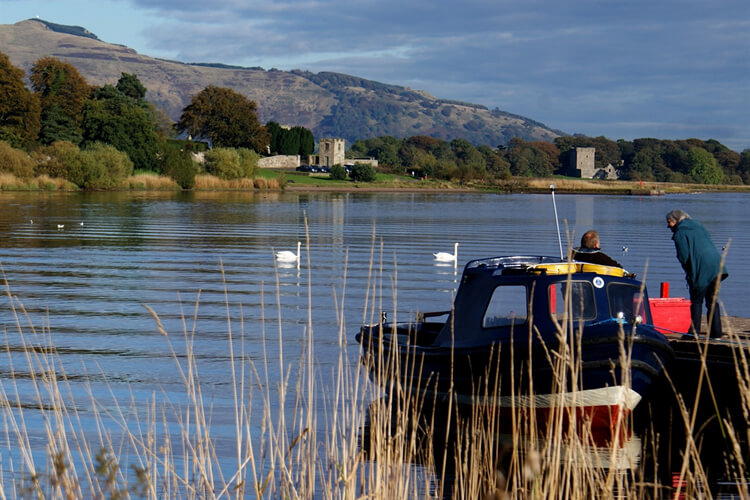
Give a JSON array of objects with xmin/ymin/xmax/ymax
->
[
  {"xmin": 580, "ymin": 230, "xmax": 600, "ymax": 249},
  {"xmin": 666, "ymin": 209, "xmax": 690, "ymax": 229}
]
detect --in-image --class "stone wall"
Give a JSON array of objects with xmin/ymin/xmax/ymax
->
[{"xmin": 258, "ymin": 155, "xmax": 300, "ymax": 169}]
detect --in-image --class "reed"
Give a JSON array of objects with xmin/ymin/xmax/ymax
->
[
  {"xmin": 0, "ymin": 173, "xmax": 76, "ymax": 191},
  {"xmin": 0, "ymin": 235, "xmax": 747, "ymax": 499},
  {"xmin": 193, "ymin": 174, "xmax": 280, "ymax": 190},
  {"xmin": 123, "ymin": 172, "xmax": 181, "ymax": 190}
]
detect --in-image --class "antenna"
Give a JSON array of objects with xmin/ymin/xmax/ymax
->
[{"xmin": 550, "ymin": 183, "xmax": 563, "ymax": 260}]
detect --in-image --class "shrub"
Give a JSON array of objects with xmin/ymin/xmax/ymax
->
[
  {"xmin": 159, "ymin": 142, "xmax": 197, "ymax": 189},
  {"xmin": 350, "ymin": 163, "xmax": 376, "ymax": 182},
  {"xmin": 34, "ymin": 141, "xmax": 81, "ymax": 179},
  {"xmin": 329, "ymin": 164, "xmax": 347, "ymax": 180},
  {"xmin": 68, "ymin": 142, "xmax": 133, "ymax": 189},
  {"xmin": 0, "ymin": 141, "xmax": 35, "ymax": 179},
  {"xmin": 204, "ymin": 148, "xmax": 243, "ymax": 180},
  {"xmin": 237, "ymin": 148, "xmax": 259, "ymax": 178}
]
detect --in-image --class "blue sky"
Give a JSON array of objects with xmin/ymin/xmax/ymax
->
[{"xmin": 5, "ymin": 0, "xmax": 749, "ymax": 151}]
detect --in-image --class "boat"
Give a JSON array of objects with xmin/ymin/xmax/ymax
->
[{"xmin": 356, "ymin": 255, "xmax": 675, "ymax": 443}]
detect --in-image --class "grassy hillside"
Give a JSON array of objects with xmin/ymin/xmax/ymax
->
[{"xmin": 0, "ymin": 19, "xmax": 564, "ymax": 147}]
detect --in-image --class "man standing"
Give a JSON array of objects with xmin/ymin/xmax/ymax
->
[
  {"xmin": 571, "ymin": 230, "xmax": 622, "ymax": 268},
  {"xmin": 666, "ymin": 209, "xmax": 728, "ymax": 337}
]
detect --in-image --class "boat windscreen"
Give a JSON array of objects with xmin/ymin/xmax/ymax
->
[
  {"xmin": 548, "ymin": 281, "xmax": 597, "ymax": 321},
  {"xmin": 607, "ymin": 283, "xmax": 650, "ymax": 324}
]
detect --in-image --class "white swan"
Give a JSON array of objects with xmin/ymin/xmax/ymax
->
[
  {"xmin": 276, "ymin": 241, "xmax": 301, "ymax": 263},
  {"xmin": 57, "ymin": 224, "xmax": 65, "ymax": 230},
  {"xmin": 433, "ymin": 242, "xmax": 459, "ymax": 262}
]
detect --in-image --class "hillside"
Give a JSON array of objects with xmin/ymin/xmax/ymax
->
[{"xmin": 0, "ymin": 19, "xmax": 564, "ymax": 146}]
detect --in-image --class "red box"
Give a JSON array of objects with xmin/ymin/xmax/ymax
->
[{"xmin": 649, "ymin": 298, "xmax": 691, "ymax": 335}]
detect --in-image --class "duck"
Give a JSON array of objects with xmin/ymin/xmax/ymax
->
[
  {"xmin": 57, "ymin": 224, "xmax": 65, "ymax": 230},
  {"xmin": 433, "ymin": 242, "xmax": 459, "ymax": 262},
  {"xmin": 276, "ymin": 241, "xmax": 301, "ymax": 263}
]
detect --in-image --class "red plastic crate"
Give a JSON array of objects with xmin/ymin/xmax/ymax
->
[{"xmin": 649, "ymin": 298, "xmax": 691, "ymax": 335}]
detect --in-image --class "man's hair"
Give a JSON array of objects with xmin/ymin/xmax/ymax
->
[
  {"xmin": 580, "ymin": 230, "xmax": 599, "ymax": 249},
  {"xmin": 666, "ymin": 209, "xmax": 691, "ymax": 224}
]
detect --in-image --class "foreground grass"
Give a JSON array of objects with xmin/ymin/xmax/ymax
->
[{"xmin": 0, "ymin": 238, "xmax": 748, "ymax": 498}]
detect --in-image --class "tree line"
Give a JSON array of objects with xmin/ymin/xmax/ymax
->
[
  {"xmin": 1, "ymin": 49, "xmax": 748, "ymax": 188},
  {"xmin": 0, "ymin": 51, "xmax": 294, "ymax": 189},
  {"xmin": 350, "ymin": 135, "xmax": 750, "ymax": 185}
]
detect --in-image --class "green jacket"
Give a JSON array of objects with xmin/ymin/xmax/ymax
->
[{"xmin": 671, "ymin": 219, "xmax": 728, "ymax": 292}]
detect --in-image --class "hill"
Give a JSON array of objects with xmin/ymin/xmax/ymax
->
[{"xmin": 0, "ymin": 19, "xmax": 564, "ymax": 146}]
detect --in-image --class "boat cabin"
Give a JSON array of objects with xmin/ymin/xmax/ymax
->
[{"xmin": 431, "ymin": 255, "xmax": 652, "ymax": 348}]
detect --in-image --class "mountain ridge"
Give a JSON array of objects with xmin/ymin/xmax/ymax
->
[{"xmin": 0, "ymin": 19, "xmax": 564, "ymax": 146}]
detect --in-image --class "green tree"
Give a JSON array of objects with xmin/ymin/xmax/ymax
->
[
  {"xmin": 688, "ymin": 147, "xmax": 723, "ymax": 184},
  {"xmin": 177, "ymin": 85, "xmax": 269, "ymax": 153},
  {"xmin": 67, "ymin": 142, "xmax": 133, "ymax": 189},
  {"xmin": 30, "ymin": 56, "xmax": 90, "ymax": 145},
  {"xmin": 116, "ymin": 73, "xmax": 146, "ymax": 101},
  {"xmin": 81, "ymin": 83, "xmax": 160, "ymax": 171},
  {"xmin": 159, "ymin": 141, "xmax": 197, "ymax": 189},
  {"xmin": 450, "ymin": 138, "xmax": 486, "ymax": 180},
  {"xmin": 0, "ymin": 51, "xmax": 41, "ymax": 148}
]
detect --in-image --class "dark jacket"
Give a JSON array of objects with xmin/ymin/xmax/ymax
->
[
  {"xmin": 671, "ymin": 219, "xmax": 728, "ymax": 292},
  {"xmin": 571, "ymin": 247, "xmax": 622, "ymax": 268}
]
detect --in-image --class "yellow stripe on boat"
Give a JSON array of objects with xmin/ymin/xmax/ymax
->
[{"xmin": 530, "ymin": 262, "xmax": 626, "ymax": 277}]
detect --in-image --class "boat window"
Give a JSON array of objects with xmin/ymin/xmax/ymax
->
[
  {"xmin": 483, "ymin": 285, "xmax": 528, "ymax": 328},
  {"xmin": 607, "ymin": 283, "xmax": 650, "ymax": 323},
  {"xmin": 548, "ymin": 281, "xmax": 597, "ymax": 321}
]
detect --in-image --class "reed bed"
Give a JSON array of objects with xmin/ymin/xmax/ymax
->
[
  {"xmin": 0, "ymin": 236, "xmax": 747, "ymax": 499},
  {"xmin": 0, "ymin": 173, "xmax": 76, "ymax": 191},
  {"xmin": 122, "ymin": 173, "xmax": 181, "ymax": 190},
  {"xmin": 194, "ymin": 175, "xmax": 281, "ymax": 190}
]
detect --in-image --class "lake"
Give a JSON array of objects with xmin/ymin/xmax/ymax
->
[{"xmin": 0, "ymin": 189, "xmax": 747, "ymax": 494}]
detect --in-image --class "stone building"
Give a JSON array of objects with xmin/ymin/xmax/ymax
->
[
  {"xmin": 566, "ymin": 147, "xmax": 618, "ymax": 180},
  {"xmin": 309, "ymin": 138, "xmax": 345, "ymax": 167}
]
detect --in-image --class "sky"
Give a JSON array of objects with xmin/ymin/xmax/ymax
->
[{"xmin": 5, "ymin": 0, "xmax": 750, "ymax": 151}]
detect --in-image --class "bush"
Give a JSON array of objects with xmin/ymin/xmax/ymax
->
[
  {"xmin": 0, "ymin": 141, "xmax": 35, "ymax": 179},
  {"xmin": 237, "ymin": 148, "xmax": 259, "ymax": 178},
  {"xmin": 204, "ymin": 148, "xmax": 243, "ymax": 180},
  {"xmin": 68, "ymin": 142, "xmax": 133, "ymax": 189},
  {"xmin": 329, "ymin": 164, "xmax": 347, "ymax": 180},
  {"xmin": 159, "ymin": 142, "xmax": 197, "ymax": 189},
  {"xmin": 34, "ymin": 141, "xmax": 80, "ymax": 178},
  {"xmin": 350, "ymin": 163, "xmax": 377, "ymax": 182}
]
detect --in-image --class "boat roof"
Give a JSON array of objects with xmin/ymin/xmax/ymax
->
[{"xmin": 464, "ymin": 255, "xmax": 631, "ymax": 278}]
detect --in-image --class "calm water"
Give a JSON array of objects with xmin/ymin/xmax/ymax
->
[{"xmin": 0, "ymin": 190, "xmax": 747, "ymax": 489}]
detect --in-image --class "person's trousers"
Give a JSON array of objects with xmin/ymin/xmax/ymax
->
[{"xmin": 689, "ymin": 279, "xmax": 722, "ymax": 337}]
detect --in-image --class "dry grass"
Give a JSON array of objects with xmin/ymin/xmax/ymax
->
[
  {"xmin": 0, "ymin": 235, "xmax": 747, "ymax": 499},
  {"xmin": 194, "ymin": 174, "xmax": 281, "ymax": 190},
  {"xmin": 0, "ymin": 173, "xmax": 76, "ymax": 191},
  {"xmin": 122, "ymin": 172, "xmax": 181, "ymax": 190}
]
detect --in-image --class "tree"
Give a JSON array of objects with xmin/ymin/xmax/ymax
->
[
  {"xmin": 688, "ymin": 147, "xmax": 723, "ymax": 184},
  {"xmin": 177, "ymin": 85, "xmax": 269, "ymax": 153},
  {"xmin": 30, "ymin": 56, "xmax": 91, "ymax": 145},
  {"xmin": 0, "ymin": 51, "xmax": 41, "ymax": 148},
  {"xmin": 81, "ymin": 82, "xmax": 160, "ymax": 171},
  {"xmin": 116, "ymin": 73, "xmax": 146, "ymax": 101}
]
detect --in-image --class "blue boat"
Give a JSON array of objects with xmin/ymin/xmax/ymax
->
[{"xmin": 356, "ymin": 255, "xmax": 675, "ymax": 442}]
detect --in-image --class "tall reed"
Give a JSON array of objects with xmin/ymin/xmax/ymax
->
[{"xmin": 0, "ymin": 232, "xmax": 747, "ymax": 499}]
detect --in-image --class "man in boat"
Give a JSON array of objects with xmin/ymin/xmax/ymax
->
[
  {"xmin": 571, "ymin": 230, "xmax": 622, "ymax": 268},
  {"xmin": 666, "ymin": 209, "xmax": 728, "ymax": 338}
]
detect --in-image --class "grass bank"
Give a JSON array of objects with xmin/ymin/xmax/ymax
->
[{"xmin": 2, "ymin": 169, "xmax": 750, "ymax": 194}]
